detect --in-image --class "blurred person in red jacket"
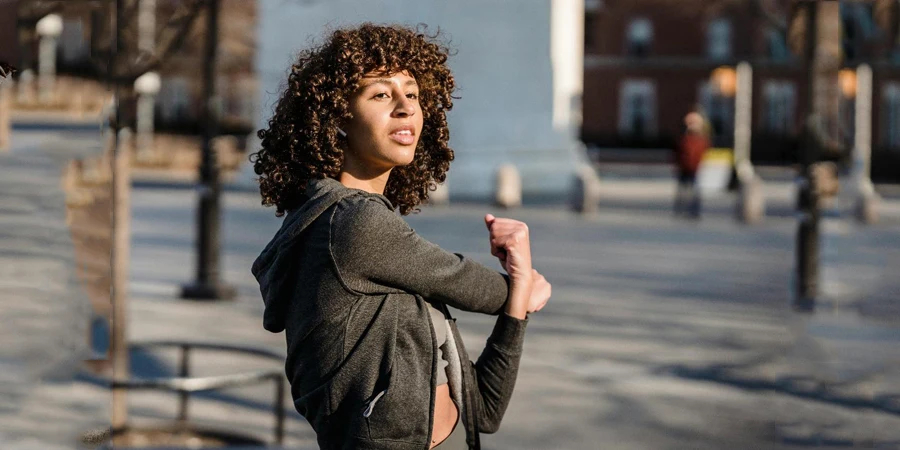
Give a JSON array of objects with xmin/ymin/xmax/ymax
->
[{"xmin": 674, "ymin": 111, "xmax": 710, "ymax": 218}]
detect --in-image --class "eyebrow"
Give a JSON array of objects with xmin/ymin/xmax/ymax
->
[{"xmin": 359, "ymin": 78, "xmax": 418, "ymax": 89}]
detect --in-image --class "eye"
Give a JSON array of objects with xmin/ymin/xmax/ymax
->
[
  {"xmin": 406, "ymin": 92, "xmax": 419, "ymax": 100},
  {"xmin": 372, "ymin": 92, "xmax": 390, "ymax": 100}
]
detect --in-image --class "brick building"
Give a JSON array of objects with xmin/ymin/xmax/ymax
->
[
  {"xmin": 0, "ymin": 1, "xmax": 18, "ymax": 67},
  {"xmin": 582, "ymin": 0, "xmax": 900, "ymax": 182}
]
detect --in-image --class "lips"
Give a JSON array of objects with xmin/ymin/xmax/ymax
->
[{"xmin": 389, "ymin": 125, "xmax": 416, "ymax": 145}]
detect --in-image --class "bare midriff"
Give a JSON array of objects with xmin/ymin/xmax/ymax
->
[{"xmin": 429, "ymin": 383, "xmax": 459, "ymax": 448}]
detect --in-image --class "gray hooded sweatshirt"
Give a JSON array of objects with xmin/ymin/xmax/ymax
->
[{"xmin": 251, "ymin": 177, "xmax": 528, "ymax": 450}]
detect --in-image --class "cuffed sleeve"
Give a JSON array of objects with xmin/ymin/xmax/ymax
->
[
  {"xmin": 329, "ymin": 195, "xmax": 511, "ymax": 315},
  {"xmin": 469, "ymin": 312, "xmax": 529, "ymax": 434}
]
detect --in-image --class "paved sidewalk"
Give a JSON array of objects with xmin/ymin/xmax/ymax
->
[
  {"xmin": 3, "ymin": 119, "xmax": 900, "ymax": 449},
  {"xmin": 123, "ymin": 178, "xmax": 900, "ymax": 449},
  {"xmin": 0, "ymin": 127, "xmax": 111, "ymax": 449}
]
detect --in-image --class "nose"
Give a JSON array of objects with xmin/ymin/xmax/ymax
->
[{"xmin": 392, "ymin": 96, "xmax": 416, "ymax": 118}]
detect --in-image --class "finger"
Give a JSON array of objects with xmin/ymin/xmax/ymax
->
[{"xmin": 484, "ymin": 214, "xmax": 496, "ymax": 231}]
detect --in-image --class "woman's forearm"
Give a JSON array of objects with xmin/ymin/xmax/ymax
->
[
  {"xmin": 469, "ymin": 312, "xmax": 529, "ymax": 433},
  {"xmin": 503, "ymin": 277, "xmax": 533, "ymax": 320}
]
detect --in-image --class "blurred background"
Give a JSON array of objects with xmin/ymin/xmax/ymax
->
[{"xmin": 0, "ymin": 0, "xmax": 899, "ymax": 448}]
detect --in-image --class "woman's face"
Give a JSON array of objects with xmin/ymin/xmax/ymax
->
[{"xmin": 342, "ymin": 69, "xmax": 423, "ymax": 172}]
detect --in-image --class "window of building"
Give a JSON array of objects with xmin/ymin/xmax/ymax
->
[
  {"xmin": 618, "ymin": 79, "xmax": 657, "ymax": 139},
  {"xmin": 766, "ymin": 28, "xmax": 790, "ymax": 61},
  {"xmin": 839, "ymin": 92, "xmax": 855, "ymax": 149},
  {"xmin": 707, "ymin": 18, "xmax": 732, "ymax": 60},
  {"xmin": 60, "ymin": 18, "xmax": 88, "ymax": 64},
  {"xmin": 584, "ymin": 10, "xmax": 599, "ymax": 53},
  {"xmin": 883, "ymin": 84, "xmax": 900, "ymax": 150},
  {"xmin": 762, "ymin": 81, "xmax": 796, "ymax": 135},
  {"xmin": 626, "ymin": 18, "xmax": 653, "ymax": 58},
  {"xmin": 158, "ymin": 76, "xmax": 191, "ymax": 123}
]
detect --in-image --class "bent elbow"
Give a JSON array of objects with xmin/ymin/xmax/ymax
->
[{"xmin": 477, "ymin": 414, "xmax": 504, "ymax": 434}]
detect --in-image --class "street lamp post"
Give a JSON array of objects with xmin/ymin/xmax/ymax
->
[
  {"xmin": 133, "ymin": 71, "xmax": 161, "ymax": 162},
  {"xmin": 181, "ymin": 0, "xmax": 235, "ymax": 300},
  {"xmin": 35, "ymin": 14, "xmax": 63, "ymax": 105}
]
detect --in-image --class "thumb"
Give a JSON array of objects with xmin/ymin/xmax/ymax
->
[{"xmin": 484, "ymin": 213, "xmax": 495, "ymax": 230}]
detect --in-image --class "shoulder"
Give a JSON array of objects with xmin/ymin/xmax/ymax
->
[{"xmin": 330, "ymin": 193, "xmax": 410, "ymax": 246}]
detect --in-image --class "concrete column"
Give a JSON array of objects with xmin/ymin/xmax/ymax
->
[
  {"xmin": 733, "ymin": 62, "xmax": 754, "ymax": 181},
  {"xmin": 570, "ymin": 163, "xmax": 601, "ymax": 214},
  {"xmin": 36, "ymin": 14, "xmax": 63, "ymax": 105},
  {"xmin": 737, "ymin": 176, "xmax": 765, "ymax": 225},
  {"xmin": 551, "ymin": 0, "xmax": 584, "ymax": 138},
  {"xmin": 0, "ymin": 78, "xmax": 11, "ymax": 152},
  {"xmin": 495, "ymin": 164, "xmax": 522, "ymax": 208},
  {"xmin": 733, "ymin": 61, "xmax": 766, "ymax": 223},
  {"xmin": 428, "ymin": 182, "xmax": 450, "ymax": 207},
  {"xmin": 16, "ymin": 69, "xmax": 35, "ymax": 105},
  {"xmin": 852, "ymin": 63, "xmax": 880, "ymax": 224}
]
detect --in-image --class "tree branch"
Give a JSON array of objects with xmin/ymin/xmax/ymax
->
[{"xmin": 87, "ymin": 0, "xmax": 208, "ymax": 83}]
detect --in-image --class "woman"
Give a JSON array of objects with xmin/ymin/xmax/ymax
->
[{"xmin": 249, "ymin": 23, "xmax": 551, "ymax": 450}]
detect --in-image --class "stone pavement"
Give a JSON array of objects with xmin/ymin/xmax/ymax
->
[
  {"xmin": 121, "ymin": 174, "xmax": 900, "ymax": 449},
  {"xmin": 0, "ymin": 126, "xmax": 111, "ymax": 449}
]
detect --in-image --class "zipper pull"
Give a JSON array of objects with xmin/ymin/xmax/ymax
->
[{"xmin": 362, "ymin": 389, "xmax": 388, "ymax": 417}]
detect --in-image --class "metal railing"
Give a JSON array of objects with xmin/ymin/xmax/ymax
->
[{"xmin": 113, "ymin": 340, "xmax": 287, "ymax": 446}]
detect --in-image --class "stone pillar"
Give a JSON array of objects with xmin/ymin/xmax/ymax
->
[
  {"xmin": 852, "ymin": 63, "xmax": 879, "ymax": 224},
  {"xmin": 0, "ymin": 78, "xmax": 11, "ymax": 152},
  {"xmin": 733, "ymin": 61, "xmax": 766, "ymax": 223},
  {"xmin": 17, "ymin": 69, "xmax": 35, "ymax": 105},
  {"xmin": 428, "ymin": 181, "xmax": 450, "ymax": 206},
  {"xmin": 570, "ymin": 164, "xmax": 601, "ymax": 214},
  {"xmin": 733, "ymin": 62, "xmax": 754, "ymax": 182},
  {"xmin": 36, "ymin": 14, "xmax": 63, "ymax": 106},
  {"xmin": 737, "ymin": 175, "xmax": 765, "ymax": 224},
  {"xmin": 495, "ymin": 164, "xmax": 522, "ymax": 208}
]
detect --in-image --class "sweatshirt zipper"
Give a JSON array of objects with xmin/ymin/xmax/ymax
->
[
  {"xmin": 362, "ymin": 388, "xmax": 387, "ymax": 417},
  {"xmin": 423, "ymin": 296, "xmax": 437, "ymax": 450}
]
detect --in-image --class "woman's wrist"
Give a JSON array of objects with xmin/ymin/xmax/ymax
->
[{"xmin": 504, "ymin": 276, "xmax": 533, "ymax": 320}]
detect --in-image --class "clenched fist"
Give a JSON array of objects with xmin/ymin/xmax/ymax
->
[
  {"xmin": 485, "ymin": 214, "xmax": 552, "ymax": 319},
  {"xmin": 484, "ymin": 214, "xmax": 533, "ymax": 285}
]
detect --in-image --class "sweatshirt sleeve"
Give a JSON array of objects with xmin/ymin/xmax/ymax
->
[
  {"xmin": 329, "ymin": 195, "xmax": 510, "ymax": 315},
  {"xmin": 468, "ymin": 312, "xmax": 529, "ymax": 434}
]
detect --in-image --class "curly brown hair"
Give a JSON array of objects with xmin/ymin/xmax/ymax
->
[{"xmin": 249, "ymin": 23, "xmax": 457, "ymax": 217}]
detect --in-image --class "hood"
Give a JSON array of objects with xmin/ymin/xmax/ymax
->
[{"xmin": 251, "ymin": 177, "xmax": 393, "ymax": 333}]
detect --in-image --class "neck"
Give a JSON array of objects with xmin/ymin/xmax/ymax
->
[{"xmin": 338, "ymin": 167, "xmax": 392, "ymax": 196}]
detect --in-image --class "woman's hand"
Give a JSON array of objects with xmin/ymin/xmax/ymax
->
[
  {"xmin": 484, "ymin": 214, "xmax": 533, "ymax": 282},
  {"xmin": 485, "ymin": 214, "xmax": 534, "ymax": 319},
  {"xmin": 528, "ymin": 269, "xmax": 551, "ymax": 313}
]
